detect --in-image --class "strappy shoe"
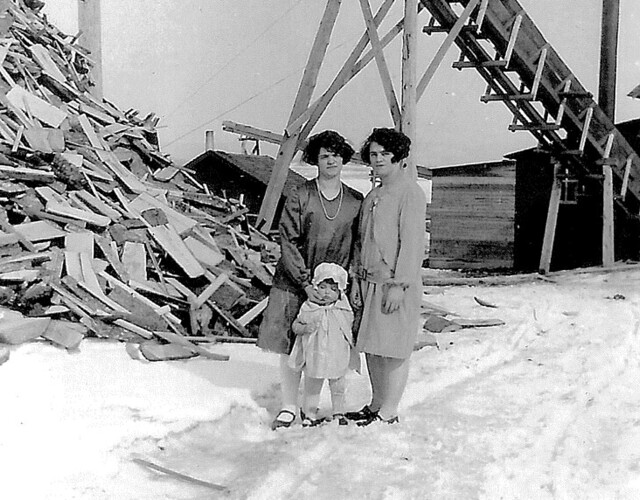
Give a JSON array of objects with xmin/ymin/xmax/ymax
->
[
  {"xmin": 300, "ymin": 410, "xmax": 326, "ymax": 428},
  {"xmin": 356, "ymin": 414, "xmax": 399, "ymax": 427},
  {"xmin": 271, "ymin": 409, "xmax": 296, "ymax": 430},
  {"xmin": 344, "ymin": 405, "xmax": 377, "ymax": 421}
]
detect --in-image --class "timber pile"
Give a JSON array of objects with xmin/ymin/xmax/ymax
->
[{"xmin": 0, "ymin": 0, "xmax": 277, "ymax": 363}]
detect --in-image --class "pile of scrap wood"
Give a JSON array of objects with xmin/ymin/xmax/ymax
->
[{"xmin": 0, "ymin": 0, "xmax": 278, "ymax": 362}]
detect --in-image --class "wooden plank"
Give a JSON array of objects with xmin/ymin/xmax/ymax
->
[
  {"xmin": 539, "ymin": 164, "xmax": 562, "ymax": 273},
  {"xmin": 6, "ymin": 85, "xmax": 67, "ymax": 127},
  {"xmin": 98, "ymin": 270, "xmax": 182, "ymax": 324},
  {"xmin": 132, "ymin": 457, "xmax": 230, "ymax": 493},
  {"xmin": 139, "ymin": 342, "xmax": 198, "ymax": 361},
  {"xmin": 602, "ymin": 164, "xmax": 614, "ymax": 266},
  {"xmin": 122, "ymin": 241, "xmax": 147, "ymax": 282},
  {"xmin": 417, "ymin": 0, "xmax": 480, "ymax": 100},
  {"xmin": 257, "ymin": 0, "xmax": 342, "ymax": 229},
  {"xmin": 0, "ymin": 315, "xmax": 51, "ymax": 344},
  {"xmin": 237, "ymin": 297, "xmax": 268, "ymax": 327},
  {"xmin": 184, "ymin": 236, "xmax": 224, "ymax": 268},
  {"xmin": 30, "ymin": 44, "xmax": 67, "ymax": 84},
  {"xmin": 0, "ymin": 209, "xmax": 36, "ymax": 252},
  {"xmin": 94, "ymin": 235, "xmax": 129, "ymax": 282},
  {"xmin": 42, "ymin": 319, "xmax": 85, "ymax": 350},
  {"xmin": 73, "ymin": 189, "xmax": 121, "ymax": 221},
  {"xmin": 129, "ymin": 192, "xmax": 197, "ymax": 236},
  {"xmin": 358, "ymin": 0, "xmax": 401, "ymax": 127},
  {"xmin": 65, "ymin": 231, "xmax": 94, "ymax": 258},
  {"xmin": 46, "ymin": 201, "xmax": 111, "ymax": 227},
  {"xmin": 401, "ymin": 0, "xmax": 418, "ymax": 180},
  {"xmin": 64, "ymin": 251, "xmax": 83, "ymax": 281},
  {"xmin": 0, "ymin": 165, "xmax": 55, "ymax": 183},
  {"xmin": 193, "ymin": 273, "xmax": 229, "ymax": 309},
  {"xmin": 147, "ymin": 224, "xmax": 205, "ymax": 279},
  {"xmin": 152, "ymin": 329, "xmax": 230, "ymax": 361}
]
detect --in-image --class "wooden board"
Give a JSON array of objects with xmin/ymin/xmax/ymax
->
[
  {"xmin": 6, "ymin": 85, "xmax": 67, "ymax": 127},
  {"xmin": 147, "ymin": 224, "xmax": 205, "ymax": 279},
  {"xmin": 129, "ymin": 192, "xmax": 197, "ymax": 235},
  {"xmin": 122, "ymin": 241, "xmax": 147, "ymax": 282},
  {"xmin": 184, "ymin": 236, "xmax": 224, "ymax": 268}
]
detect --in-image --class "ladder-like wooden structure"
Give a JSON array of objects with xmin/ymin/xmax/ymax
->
[{"xmin": 419, "ymin": 0, "xmax": 639, "ymax": 269}]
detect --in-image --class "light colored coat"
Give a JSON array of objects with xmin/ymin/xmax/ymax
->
[{"xmin": 288, "ymin": 296, "xmax": 355, "ymax": 379}]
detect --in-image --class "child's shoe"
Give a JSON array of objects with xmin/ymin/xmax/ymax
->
[{"xmin": 333, "ymin": 413, "xmax": 349, "ymax": 426}]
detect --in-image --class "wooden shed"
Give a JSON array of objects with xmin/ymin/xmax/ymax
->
[
  {"xmin": 427, "ymin": 159, "xmax": 516, "ymax": 270},
  {"xmin": 428, "ymin": 118, "xmax": 640, "ymax": 272},
  {"xmin": 184, "ymin": 150, "xmax": 307, "ymax": 224}
]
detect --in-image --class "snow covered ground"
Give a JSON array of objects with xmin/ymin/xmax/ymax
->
[{"xmin": 3, "ymin": 267, "xmax": 640, "ymax": 499}]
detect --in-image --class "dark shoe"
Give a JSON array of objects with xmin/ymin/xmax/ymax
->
[
  {"xmin": 344, "ymin": 405, "xmax": 377, "ymax": 421},
  {"xmin": 271, "ymin": 409, "xmax": 296, "ymax": 430},
  {"xmin": 357, "ymin": 414, "xmax": 399, "ymax": 427},
  {"xmin": 333, "ymin": 413, "xmax": 349, "ymax": 426},
  {"xmin": 299, "ymin": 409, "xmax": 325, "ymax": 427}
]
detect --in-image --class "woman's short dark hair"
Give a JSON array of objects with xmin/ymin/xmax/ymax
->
[
  {"xmin": 360, "ymin": 128, "xmax": 411, "ymax": 164},
  {"xmin": 302, "ymin": 130, "xmax": 355, "ymax": 165}
]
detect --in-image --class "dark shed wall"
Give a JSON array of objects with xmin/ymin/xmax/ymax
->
[
  {"xmin": 428, "ymin": 161, "xmax": 516, "ymax": 269},
  {"xmin": 512, "ymin": 149, "xmax": 640, "ymax": 272}
]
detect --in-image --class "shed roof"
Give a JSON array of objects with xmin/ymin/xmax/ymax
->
[{"xmin": 184, "ymin": 150, "xmax": 307, "ymax": 192}]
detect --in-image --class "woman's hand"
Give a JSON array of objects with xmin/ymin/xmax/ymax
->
[
  {"xmin": 304, "ymin": 284, "xmax": 323, "ymax": 303},
  {"xmin": 382, "ymin": 285, "xmax": 404, "ymax": 314},
  {"xmin": 349, "ymin": 280, "xmax": 363, "ymax": 309}
]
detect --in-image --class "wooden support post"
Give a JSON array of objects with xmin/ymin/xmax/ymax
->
[
  {"xmin": 299, "ymin": 1, "xmax": 403, "ymax": 141},
  {"xmin": 417, "ymin": 0, "xmax": 480, "ymax": 100},
  {"xmin": 539, "ymin": 162, "xmax": 562, "ymax": 274},
  {"xmin": 257, "ymin": 0, "xmax": 342, "ymax": 230},
  {"xmin": 291, "ymin": 0, "xmax": 397, "ymax": 139},
  {"xmin": 602, "ymin": 163, "xmax": 614, "ymax": 266},
  {"xmin": 401, "ymin": 0, "xmax": 418, "ymax": 180},
  {"xmin": 359, "ymin": 0, "xmax": 401, "ymax": 128},
  {"xmin": 602, "ymin": 134, "xmax": 615, "ymax": 267},
  {"xmin": 77, "ymin": 0, "xmax": 103, "ymax": 99}
]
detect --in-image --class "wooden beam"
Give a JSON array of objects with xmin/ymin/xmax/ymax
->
[
  {"xmin": 539, "ymin": 163, "xmax": 561, "ymax": 274},
  {"xmin": 602, "ymin": 133, "xmax": 615, "ymax": 267},
  {"xmin": 358, "ymin": 0, "xmax": 401, "ymax": 128},
  {"xmin": 257, "ymin": 0, "xmax": 342, "ymax": 229},
  {"xmin": 417, "ymin": 0, "xmax": 480, "ymax": 101},
  {"xmin": 221, "ymin": 121, "xmax": 284, "ymax": 146},
  {"xmin": 289, "ymin": 0, "xmax": 397, "ymax": 137},
  {"xmin": 401, "ymin": 0, "xmax": 418, "ymax": 180}
]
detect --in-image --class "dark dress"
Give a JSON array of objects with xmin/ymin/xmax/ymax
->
[{"xmin": 257, "ymin": 179, "xmax": 362, "ymax": 354}]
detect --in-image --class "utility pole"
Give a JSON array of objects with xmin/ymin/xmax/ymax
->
[
  {"xmin": 598, "ymin": 0, "xmax": 620, "ymax": 122},
  {"xmin": 78, "ymin": 0, "xmax": 103, "ymax": 99}
]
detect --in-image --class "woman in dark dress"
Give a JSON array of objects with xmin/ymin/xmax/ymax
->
[{"xmin": 257, "ymin": 130, "xmax": 363, "ymax": 430}]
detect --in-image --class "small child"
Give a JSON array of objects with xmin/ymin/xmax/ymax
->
[{"xmin": 289, "ymin": 262, "xmax": 356, "ymax": 426}]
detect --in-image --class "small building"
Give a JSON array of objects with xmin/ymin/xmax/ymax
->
[
  {"xmin": 427, "ymin": 159, "xmax": 517, "ymax": 270},
  {"xmin": 184, "ymin": 150, "xmax": 307, "ymax": 224},
  {"xmin": 428, "ymin": 118, "xmax": 640, "ymax": 272}
]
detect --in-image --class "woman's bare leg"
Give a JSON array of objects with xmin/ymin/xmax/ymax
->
[
  {"xmin": 365, "ymin": 353, "xmax": 385, "ymax": 412},
  {"xmin": 280, "ymin": 354, "xmax": 302, "ymax": 412},
  {"xmin": 378, "ymin": 356, "xmax": 410, "ymax": 420}
]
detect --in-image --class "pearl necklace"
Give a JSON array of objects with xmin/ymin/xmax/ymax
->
[{"xmin": 315, "ymin": 179, "xmax": 343, "ymax": 221}]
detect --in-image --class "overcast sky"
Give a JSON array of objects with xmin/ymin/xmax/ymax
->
[{"xmin": 43, "ymin": 0, "xmax": 640, "ymax": 167}]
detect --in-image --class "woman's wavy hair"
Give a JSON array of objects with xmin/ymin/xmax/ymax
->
[
  {"xmin": 360, "ymin": 128, "xmax": 411, "ymax": 164},
  {"xmin": 302, "ymin": 130, "xmax": 355, "ymax": 165}
]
